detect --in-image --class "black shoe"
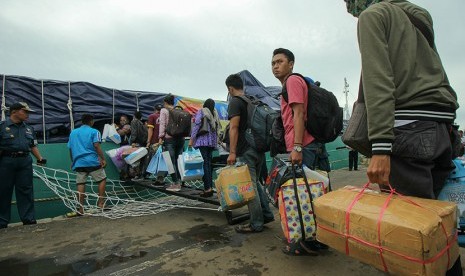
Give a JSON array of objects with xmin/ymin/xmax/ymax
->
[
  {"xmin": 200, "ymin": 190, "xmax": 214, "ymax": 197},
  {"xmin": 23, "ymin": 220, "xmax": 37, "ymax": 226},
  {"xmin": 0, "ymin": 225, "xmax": 7, "ymax": 229},
  {"xmin": 349, "ymin": 169, "xmax": 352, "ymax": 171}
]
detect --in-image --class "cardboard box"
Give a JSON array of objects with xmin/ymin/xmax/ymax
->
[{"xmin": 314, "ymin": 186, "xmax": 459, "ymax": 275}]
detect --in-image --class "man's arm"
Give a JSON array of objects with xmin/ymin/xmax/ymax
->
[
  {"xmin": 146, "ymin": 125, "xmax": 153, "ymax": 147},
  {"xmin": 31, "ymin": 146, "xmax": 44, "ymax": 162},
  {"xmin": 93, "ymin": 142, "xmax": 106, "ymax": 168},
  {"xmin": 227, "ymin": 116, "xmax": 240, "ymax": 165},
  {"xmin": 358, "ymin": 10, "xmax": 396, "ymax": 185},
  {"xmin": 290, "ymin": 102, "xmax": 305, "ymax": 165}
]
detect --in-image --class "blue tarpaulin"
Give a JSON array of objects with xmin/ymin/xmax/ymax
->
[{"xmin": 0, "ymin": 70, "xmax": 283, "ymax": 143}]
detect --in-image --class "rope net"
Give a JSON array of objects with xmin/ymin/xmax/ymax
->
[{"xmin": 33, "ymin": 165, "xmax": 217, "ymax": 219}]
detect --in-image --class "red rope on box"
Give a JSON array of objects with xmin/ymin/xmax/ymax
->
[{"xmin": 324, "ymin": 183, "xmax": 456, "ymax": 273}]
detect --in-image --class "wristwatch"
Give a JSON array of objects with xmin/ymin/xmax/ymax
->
[{"xmin": 293, "ymin": 145, "xmax": 303, "ymax": 153}]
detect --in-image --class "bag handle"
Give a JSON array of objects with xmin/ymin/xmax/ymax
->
[{"xmin": 290, "ymin": 164, "xmax": 317, "ymax": 242}]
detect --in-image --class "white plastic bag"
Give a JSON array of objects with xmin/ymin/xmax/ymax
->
[
  {"xmin": 161, "ymin": 151, "xmax": 175, "ymax": 174},
  {"xmin": 107, "ymin": 124, "xmax": 121, "ymax": 144}
]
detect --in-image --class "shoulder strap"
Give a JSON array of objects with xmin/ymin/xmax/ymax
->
[
  {"xmin": 281, "ymin": 73, "xmax": 307, "ymax": 103},
  {"xmin": 398, "ymin": 7, "xmax": 434, "ymax": 49}
]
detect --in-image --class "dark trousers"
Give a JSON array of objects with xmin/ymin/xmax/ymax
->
[
  {"xmin": 0, "ymin": 156, "xmax": 35, "ymax": 228},
  {"xmin": 348, "ymin": 150, "xmax": 358, "ymax": 170},
  {"xmin": 381, "ymin": 121, "xmax": 462, "ymax": 275},
  {"xmin": 383, "ymin": 121, "xmax": 454, "ymax": 199},
  {"xmin": 199, "ymin": 147, "xmax": 214, "ymax": 190},
  {"xmin": 163, "ymin": 137, "xmax": 184, "ymax": 182}
]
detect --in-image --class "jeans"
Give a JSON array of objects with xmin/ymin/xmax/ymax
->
[
  {"xmin": 302, "ymin": 142, "xmax": 331, "ymax": 172},
  {"xmin": 199, "ymin": 146, "xmax": 214, "ymax": 190},
  {"xmin": 237, "ymin": 148, "xmax": 274, "ymax": 231},
  {"xmin": 163, "ymin": 137, "xmax": 185, "ymax": 182}
]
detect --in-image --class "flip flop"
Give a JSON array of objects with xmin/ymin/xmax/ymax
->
[
  {"xmin": 66, "ymin": 211, "xmax": 83, "ymax": 218},
  {"xmin": 234, "ymin": 224, "xmax": 262, "ymax": 234}
]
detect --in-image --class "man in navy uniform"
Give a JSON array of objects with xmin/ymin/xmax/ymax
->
[{"xmin": 0, "ymin": 102, "xmax": 46, "ymax": 229}]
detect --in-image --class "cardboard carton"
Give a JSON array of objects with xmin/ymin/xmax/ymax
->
[{"xmin": 314, "ymin": 186, "xmax": 459, "ymax": 275}]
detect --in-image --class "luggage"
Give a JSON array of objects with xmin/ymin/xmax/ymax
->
[
  {"xmin": 266, "ymin": 157, "xmax": 330, "ymax": 207},
  {"xmin": 215, "ymin": 164, "xmax": 256, "ymax": 211},
  {"xmin": 106, "ymin": 145, "xmax": 131, "ymax": 171},
  {"xmin": 278, "ymin": 167, "xmax": 326, "ymax": 244},
  {"xmin": 236, "ymin": 95, "xmax": 280, "ymax": 153},
  {"xmin": 182, "ymin": 148, "xmax": 204, "ymax": 170},
  {"xmin": 314, "ymin": 185, "xmax": 459, "ymax": 275},
  {"xmin": 124, "ymin": 147, "xmax": 148, "ymax": 165},
  {"xmin": 166, "ymin": 106, "xmax": 192, "ymax": 138},
  {"xmin": 282, "ymin": 73, "xmax": 343, "ymax": 143},
  {"xmin": 177, "ymin": 154, "xmax": 204, "ymax": 182}
]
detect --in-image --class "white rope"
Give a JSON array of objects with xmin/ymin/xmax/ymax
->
[
  {"xmin": 1, "ymin": 75, "xmax": 6, "ymax": 121},
  {"xmin": 112, "ymin": 89, "xmax": 115, "ymax": 125},
  {"xmin": 33, "ymin": 165, "xmax": 216, "ymax": 219},
  {"xmin": 41, "ymin": 80, "xmax": 46, "ymax": 144},
  {"xmin": 67, "ymin": 82, "xmax": 75, "ymax": 130}
]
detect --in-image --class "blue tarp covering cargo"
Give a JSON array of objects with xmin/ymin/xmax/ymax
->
[{"xmin": 1, "ymin": 70, "xmax": 280, "ymax": 143}]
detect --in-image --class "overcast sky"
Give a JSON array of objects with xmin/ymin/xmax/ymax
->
[{"xmin": 1, "ymin": 0, "xmax": 464, "ymax": 126}]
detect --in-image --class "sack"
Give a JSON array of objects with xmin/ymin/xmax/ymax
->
[
  {"xmin": 177, "ymin": 154, "xmax": 204, "ymax": 182},
  {"xmin": 342, "ymin": 101, "xmax": 371, "ymax": 157},
  {"xmin": 279, "ymin": 171, "xmax": 326, "ymax": 243},
  {"xmin": 282, "ymin": 73, "xmax": 343, "ymax": 143},
  {"xmin": 166, "ymin": 106, "xmax": 192, "ymax": 137},
  {"xmin": 270, "ymin": 114, "xmax": 287, "ymax": 157},
  {"xmin": 215, "ymin": 164, "xmax": 256, "ymax": 211},
  {"xmin": 197, "ymin": 116, "xmax": 210, "ymax": 137},
  {"xmin": 237, "ymin": 95, "xmax": 280, "ymax": 153}
]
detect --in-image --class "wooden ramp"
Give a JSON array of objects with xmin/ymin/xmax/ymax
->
[{"xmin": 133, "ymin": 180, "xmax": 250, "ymax": 225}]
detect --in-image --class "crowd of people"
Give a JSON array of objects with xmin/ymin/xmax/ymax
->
[{"xmin": 0, "ymin": 0, "xmax": 462, "ymax": 273}]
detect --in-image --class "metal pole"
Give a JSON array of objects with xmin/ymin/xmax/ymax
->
[
  {"xmin": 1, "ymin": 75, "xmax": 5, "ymax": 121},
  {"xmin": 343, "ymin": 78, "xmax": 350, "ymax": 120},
  {"xmin": 41, "ymin": 80, "xmax": 46, "ymax": 144}
]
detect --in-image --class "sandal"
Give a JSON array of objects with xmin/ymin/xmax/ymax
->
[
  {"xmin": 234, "ymin": 224, "xmax": 262, "ymax": 234},
  {"xmin": 282, "ymin": 241, "xmax": 319, "ymax": 256},
  {"xmin": 66, "ymin": 211, "xmax": 83, "ymax": 218}
]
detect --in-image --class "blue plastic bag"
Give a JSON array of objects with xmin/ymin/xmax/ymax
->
[{"xmin": 146, "ymin": 147, "xmax": 162, "ymax": 174}]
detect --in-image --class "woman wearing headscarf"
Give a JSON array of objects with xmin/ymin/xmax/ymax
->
[{"xmin": 188, "ymin": 99, "xmax": 221, "ymax": 197}]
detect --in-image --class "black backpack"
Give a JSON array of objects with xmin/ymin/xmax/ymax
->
[
  {"xmin": 282, "ymin": 73, "xmax": 343, "ymax": 143},
  {"xmin": 236, "ymin": 95, "xmax": 280, "ymax": 153},
  {"xmin": 166, "ymin": 106, "xmax": 192, "ymax": 138}
]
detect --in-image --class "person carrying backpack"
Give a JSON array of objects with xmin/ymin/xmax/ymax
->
[
  {"xmin": 225, "ymin": 74, "xmax": 274, "ymax": 233},
  {"xmin": 159, "ymin": 94, "xmax": 185, "ymax": 191},
  {"xmin": 271, "ymin": 48, "xmax": 330, "ymax": 255},
  {"xmin": 272, "ymin": 48, "xmax": 331, "ymax": 173}
]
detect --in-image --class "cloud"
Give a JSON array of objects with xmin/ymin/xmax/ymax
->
[{"xmin": 1, "ymin": 0, "xmax": 464, "ymax": 126}]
